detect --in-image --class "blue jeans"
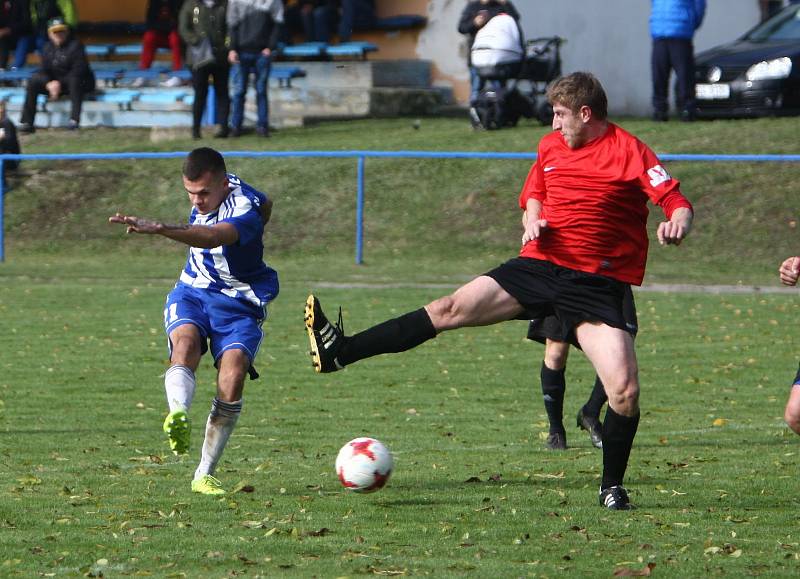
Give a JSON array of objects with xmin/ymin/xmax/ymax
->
[
  {"xmin": 231, "ymin": 52, "xmax": 271, "ymax": 130},
  {"xmin": 12, "ymin": 34, "xmax": 46, "ymax": 69}
]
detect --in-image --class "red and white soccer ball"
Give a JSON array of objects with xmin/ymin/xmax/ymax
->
[{"xmin": 335, "ymin": 437, "xmax": 393, "ymax": 493}]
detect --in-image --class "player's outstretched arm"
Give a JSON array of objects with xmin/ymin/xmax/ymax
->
[
  {"xmin": 779, "ymin": 256, "xmax": 800, "ymax": 286},
  {"xmin": 656, "ymin": 207, "xmax": 693, "ymax": 246},
  {"xmin": 108, "ymin": 213, "xmax": 238, "ymax": 249}
]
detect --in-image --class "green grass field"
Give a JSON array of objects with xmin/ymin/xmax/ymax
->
[{"xmin": 1, "ymin": 118, "xmax": 800, "ymax": 576}]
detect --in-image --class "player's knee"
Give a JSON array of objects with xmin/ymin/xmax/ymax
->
[
  {"xmin": 170, "ymin": 334, "xmax": 202, "ymax": 365},
  {"xmin": 605, "ymin": 374, "xmax": 639, "ymax": 414},
  {"xmin": 544, "ymin": 343, "xmax": 569, "ymax": 369},
  {"xmin": 426, "ymin": 295, "xmax": 461, "ymax": 329},
  {"xmin": 784, "ymin": 405, "xmax": 800, "ymax": 435}
]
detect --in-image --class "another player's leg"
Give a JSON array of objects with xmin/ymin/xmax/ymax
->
[
  {"xmin": 577, "ymin": 322, "xmax": 639, "ymax": 510},
  {"xmin": 577, "ymin": 375, "xmax": 606, "ymax": 449},
  {"xmin": 306, "ymin": 276, "xmax": 524, "ymax": 373},
  {"xmin": 784, "ymin": 363, "xmax": 800, "ymax": 435},
  {"xmin": 164, "ymin": 323, "xmax": 203, "ymax": 455},
  {"xmin": 192, "ymin": 348, "xmax": 250, "ymax": 495},
  {"xmin": 541, "ymin": 339, "xmax": 570, "ymax": 450}
]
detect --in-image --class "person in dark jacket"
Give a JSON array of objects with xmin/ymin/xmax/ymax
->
[
  {"xmin": 650, "ymin": 0, "xmax": 705, "ymax": 122},
  {"xmin": 458, "ymin": 0, "xmax": 520, "ymax": 105},
  {"xmin": 14, "ymin": 0, "xmax": 76, "ymax": 70},
  {"xmin": 227, "ymin": 0, "xmax": 283, "ymax": 137},
  {"xmin": 140, "ymin": 0, "xmax": 184, "ymax": 82},
  {"xmin": 18, "ymin": 17, "xmax": 95, "ymax": 132},
  {"xmin": 179, "ymin": 0, "xmax": 230, "ymax": 139},
  {"xmin": 0, "ymin": 101, "xmax": 20, "ymax": 185}
]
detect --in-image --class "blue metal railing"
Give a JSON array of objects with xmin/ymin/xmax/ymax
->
[{"xmin": 2, "ymin": 150, "xmax": 800, "ymax": 263}]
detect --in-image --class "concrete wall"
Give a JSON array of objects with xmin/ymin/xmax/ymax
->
[{"xmin": 424, "ymin": 0, "xmax": 763, "ymax": 115}]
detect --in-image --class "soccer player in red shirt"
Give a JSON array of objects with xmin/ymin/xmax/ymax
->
[
  {"xmin": 779, "ymin": 256, "xmax": 800, "ymax": 436},
  {"xmin": 305, "ymin": 72, "xmax": 694, "ymax": 510}
]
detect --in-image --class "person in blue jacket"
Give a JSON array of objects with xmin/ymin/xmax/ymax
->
[{"xmin": 649, "ymin": 0, "xmax": 705, "ymax": 122}]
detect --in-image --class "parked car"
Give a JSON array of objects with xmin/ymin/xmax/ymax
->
[{"xmin": 694, "ymin": 4, "xmax": 800, "ymax": 118}]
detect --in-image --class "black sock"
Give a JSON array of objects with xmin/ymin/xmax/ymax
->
[
  {"xmin": 601, "ymin": 406, "xmax": 640, "ymax": 490},
  {"xmin": 541, "ymin": 363, "xmax": 566, "ymax": 434},
  {"xmin": 582, "ymin": 375, "xmax": 608, "ymax": 419},
  {"xmin": 338, "ymin": 308, "xmax": 436, "ymax": 366}
]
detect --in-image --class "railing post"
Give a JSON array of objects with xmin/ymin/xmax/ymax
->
[
  {"xmin": 355, "ymin": 155, "xmax": 365, "ymax": 265},
  {"xmin": 0, "ymin": 159, "xmax": 4, "ymax": 262}
]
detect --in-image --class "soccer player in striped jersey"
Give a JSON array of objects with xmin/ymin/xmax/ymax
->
[
  {"xmin": 306, "ymin": 72, "xmax": 694, "ymax": 510},
  {"xmin": 110, "ymin": 147, "xmax": 278, "ymax": 496},
  {"xmin": 779, "ymin": 255, "xmax": 800, "ymax": 435}
]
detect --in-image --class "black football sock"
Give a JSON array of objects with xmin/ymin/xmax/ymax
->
[
  {"xmin": 601, "ymin": 406, "xmax": 640, "ymax": 490},
  {"xmin": 338, "ymin": 308, "xmax": 436, "ymax": 366},
  {"xmin": 541, "ymin": 363, "xmax": 566, "ymax": 434},
  {"xmin": 582, "ymin": 375, "xmax": 608, "ymax": 419}
]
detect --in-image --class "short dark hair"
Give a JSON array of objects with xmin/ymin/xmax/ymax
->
[
  {"xmin": 183, "ymin": 147, "xmax": 227, "ymax": 181},
  {"xmin": 547, "ymin": 72, "xmax": 608, "ymax": 121}
]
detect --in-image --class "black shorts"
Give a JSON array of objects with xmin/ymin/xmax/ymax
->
[
  {"xmin": 526, "ymin": 284, "xmax": 638, "ymax": 347},
  {"xmin": 485, "ymin": 257, "xmax": 634, "ymax": 348}
]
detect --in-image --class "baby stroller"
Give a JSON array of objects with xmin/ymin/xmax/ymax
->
[{"xmin": 470, "ymin": 25, "xmax": 564, "ymax": 130}]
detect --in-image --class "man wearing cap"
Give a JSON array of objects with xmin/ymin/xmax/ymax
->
[{"xmin": 19, "ymin": 16, "xmax": 95, "ymax": 132}]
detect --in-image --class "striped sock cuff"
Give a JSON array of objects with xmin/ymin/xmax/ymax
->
[
  {"xmin": 211, "ymin": 397, "xmax": 243, "ymax": 417},
  {"xmin": 166, "ymin": 364, "xmax": 195, "ymax": 380}
]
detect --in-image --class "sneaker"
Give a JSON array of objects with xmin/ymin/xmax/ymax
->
[
  {"xmin": 468, "ymin": 106, "xmax": 482, "ymax": 129},
  {"xmin": 213, "ymin": 127, "xmax": 228, "ymax": 139},
  {"xmin": 546, "ymin": 431, "xmax": 567, "ymax": 450},
  {"xmin": 304, "ymin": 294, "xmax": 345, "ymax": 373},
  {"xmin": 599, "ymin": 485, "xmax": 634, "ymax": 510},
  {"xmin": 67, "ymin": 119, "xmax": 79, "ymax": 131},
  {"xmin": 161, "ymin": 75, "xmax": 182, "ymax": 88},
  {"xmin": 577, "ymin": 408, "xmax": 603, "ymax": 449},
  {"xmin": 256, "ymin": 126, "xmax": 270, "ymax": 138},
  {"xmin": 191, "ymin": 474, "xmax": 226, "ymax": 496},
  {"xmin": 131, "ymin": 76, "xmax": 146, "ymax": 88},
  {"xmin": 230, "ymin": 126, "xmax": 242, "ymax": 138},
  {"xmin": 652, "ymin": 111, "xmax": 668, "ymax": 122},
  {"xmin": 162, "ymin": 409, "xmax": 191, "ymax": 455}
]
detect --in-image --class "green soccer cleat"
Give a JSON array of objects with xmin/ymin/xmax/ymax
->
[
  {"xmin": 191, "ymin": 474, "xmax": 226, "ymax": 495},
  {"xmin": 162, "ymin": 409, "xmax": 191, "ymax": 455}
]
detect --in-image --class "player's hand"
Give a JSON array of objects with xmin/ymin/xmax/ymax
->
[
  {"xmin": 779, "ymin": 256, "xmax": 800, "ymax": 286},
  {"xmin": 108, "ymin": 213, "xmax": 163, "ymax": 235},
  {"xmin": 522, "ymin": 219, "xmax": 548, "ymax": 245},
  {"xmin": 656, "ymin": 220, "xmax": 687, "ymax": 246}
]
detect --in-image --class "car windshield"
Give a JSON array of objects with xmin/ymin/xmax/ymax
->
[{"xmin": 745, "ymin": 5, "xmax": 800, "ymax": 42}]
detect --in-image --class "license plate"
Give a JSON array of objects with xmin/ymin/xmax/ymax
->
[{"xmin": 696, "ymin": 83, "xmax": 730, "ymax": 100}]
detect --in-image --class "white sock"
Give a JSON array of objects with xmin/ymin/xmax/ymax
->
[
  {"xmin": 194, "ymin": 398, "xmax": 242, "ymax": 479},
  {"xmin": 164, "ymin": 365, "xmax": 196, "ymax": 413}
]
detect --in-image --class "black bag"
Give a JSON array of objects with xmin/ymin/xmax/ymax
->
[
  {"xmin": 471, "ymin": 86, "xmax": 534, "ymax": 130},
  {"xmin": 188, "ymin": 37, "xmax": 216, "ymax": 70}
]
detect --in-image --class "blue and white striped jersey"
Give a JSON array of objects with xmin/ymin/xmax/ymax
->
[{"xmin": 177, "ymin": 174, "xmax": 279, "ymax": 307}]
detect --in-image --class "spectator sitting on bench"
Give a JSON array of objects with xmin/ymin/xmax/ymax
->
[
  {"xmin": 139, "ymin": 0, "xmax": 185, "ymax": 87},
  {"xmin": 336, "ymin": 0, "xmax": 375, "ymax": 43},
  {"xmin": 284, "ymin": 0, "xmax": 334, "ymax": 43},
  {"xmin": 19, "ymin": 17, "xmax": 95, "ymax": 133},
  {"xmin": 14, "ymin": 0, "xmax": 77, "ymax": 70}
]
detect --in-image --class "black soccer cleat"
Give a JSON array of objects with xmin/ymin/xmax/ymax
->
[
  {"xmin": 577, "ymin": 408, "xmax": 603, "ymax": 449},
  {"xmin": 305, "ymin": 294, "xmax": 345, "ymax": 373},
  {"xmin": 545, "ymin": 431, "xmax": 567, "ymax": 450},
  {"xmin": 599, "ymin": 485, "xmax": 634, "ymax": 510}
]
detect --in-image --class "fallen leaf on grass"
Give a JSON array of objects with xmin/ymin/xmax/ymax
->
[{"xmin": 613, "ymin": 562, "xmax": 655, "ymax": 576}]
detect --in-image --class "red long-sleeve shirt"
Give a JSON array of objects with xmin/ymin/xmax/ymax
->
[{"xmin": 519, "ymin": 123, "xmax": 693, "ymax": 285}]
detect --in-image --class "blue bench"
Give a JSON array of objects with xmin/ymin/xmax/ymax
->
[
  {"xmin": 325, "ymin": 41, "xmax": 378, "ymax": 59},
  {"xmin": 137, "ymin": 90, "xmax": 189, "ymax": 104},
  {"xmin": 85, "ymin": 44, "xmax": 116, "ymax": 58},
  {"xmin": 0, "ymin": 68, "xmax": 34, "ymax": 83},
  {"xmin": 280, "ymin": 42, "xmax": 327, "ymax": 59}
]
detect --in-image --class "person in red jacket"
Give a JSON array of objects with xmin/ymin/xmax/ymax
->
[
  {"xmin": 139, "ymin": 0, "xmax": 184, "ymax": 85},
  {"xmin": 304, "ymin": 72, "xmax": 694, "ymax": 511},
  {"xmin": 779, "ymin": 256, "xmax": 800, "ymax": 435}
]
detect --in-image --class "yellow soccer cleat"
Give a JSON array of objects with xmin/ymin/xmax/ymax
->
[
  {"xmin": 191, "ymin": 474, "xmax": 226, "ymax": 496},
  {"xmin": 162, "ymin": 409, "xmax": 191, "ymax": 455}
]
